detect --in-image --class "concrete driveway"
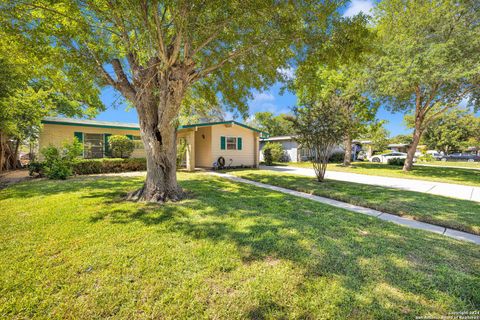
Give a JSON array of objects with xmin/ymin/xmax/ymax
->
[{"xmin": 260, "ymin": 165, "xmax": 480, "ymax": 202}]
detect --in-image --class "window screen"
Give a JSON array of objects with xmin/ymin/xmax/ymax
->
[
  {"xmin": 84, "ymin": 133, "xmax": 104, "ymax": 158},
  {"xmin": 226, "ymin": 137, "xmax": 237, "ymax": 150}
]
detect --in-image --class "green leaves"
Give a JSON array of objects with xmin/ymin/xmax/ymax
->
[
  {"xmin": 371, "ymin": 0, "xmax": 480, "ymax": 112},
  {"xmin": 249, "ymin": 112, "xmax": 295, "ymax": 137},
  {"xmin": 1, "ymin": 0, "xmax": 344, "ymax": 119}
]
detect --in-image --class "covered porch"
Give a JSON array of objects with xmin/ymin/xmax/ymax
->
[
  {"xmin": 176, "ymin": 121, "xmax": 261, "ymax": 171},
  {"xmin": 177, "ymin": 128, "xmax": 197, "ymax": 172}
]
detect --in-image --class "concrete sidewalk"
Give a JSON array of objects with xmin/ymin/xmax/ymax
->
[
  {"xmin": 210, "ymin": 172, "xmax": 480, "ymax": 245},
  {"xmin": 260, "ymin": 165, "xmax": 480, "ymax": 202}
]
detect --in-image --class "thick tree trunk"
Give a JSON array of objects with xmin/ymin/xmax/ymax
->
[
  {"xmin": 126, "ymin": 67, "xmax": 189, "ymax": 202},
  {"xmin": 343, "ymin": 134, "xmax": 352, "ymax": 166},
  {"xmin": 403, "ymin": 121, "xmax": 423, "ymax": 172},
  {"xmin": 127, "ymin": 120, "xmax": 183, "ymax": 202},
  {"xmin": 0, "ymin": 132, "xmax": 5, "ymax": 172},
  {"xmin": 12, "ymin": 139, "xmax": 20, "ymax": 170}
]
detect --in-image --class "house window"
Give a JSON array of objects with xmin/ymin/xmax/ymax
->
[
  {"xmin": 84, "ymin": 133, "xmax": 104, "ymax": 158},
  {"xmin": 226, "ymin": 137, "xmax": 237, "ymax": 150},
  {"xmin": 131, "ymin": 135, "xmax": 143, "ymax": 149}
]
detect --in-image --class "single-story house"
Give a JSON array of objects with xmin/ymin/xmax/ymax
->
[
  {"xmin": 387, "ymin": 143, "xmax": 410, "ymax": 153},
  {"xmin": 259, "ymin": 135, "xmax": 372, "ymax": 162},
  {"xmin": 39, "ymin": 117, "xmax": 264, "ymax": 170}
]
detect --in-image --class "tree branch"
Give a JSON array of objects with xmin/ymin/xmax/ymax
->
[
  {"xmin": 25, "ymin": 2, "xmax": 122, "ymax": 37},
  {"xmin": 111, "ymin": 59, "xmax": 137, "ymax": 101},
  {"xmin": 190, "ymin": 20, "xmax": 228, "ymax": 57},
  {"xmin": 152, "ymin": 3, "xmax": 169, "ymax": 64},
  {"xmin": 190, "ymin": 43, "xmax": 261, "ymax": 82}
]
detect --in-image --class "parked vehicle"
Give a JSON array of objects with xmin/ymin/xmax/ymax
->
[
  {"xmin": 439, "ymin": 153, "xmax": 480, "ymax": 162},
  {"xmin": 370, "ymin": 152, "xmax": 413, "ymax": 164},
  {"xmin": 426, "ymin": 150, "xmax": 443, "ymax": 160}
]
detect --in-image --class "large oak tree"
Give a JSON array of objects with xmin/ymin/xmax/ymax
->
[
  {"xmin": 371, "ymin": 0, "xmax": 480, "ymax": 171},
  {"xmin": 1, "ymin": 0, "xmax": 340, "ymax": 202}
]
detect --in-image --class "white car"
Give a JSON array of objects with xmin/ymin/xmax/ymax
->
[{"xmin": 370, "ymin": 152, "xmax": 409, "ymax": 163}]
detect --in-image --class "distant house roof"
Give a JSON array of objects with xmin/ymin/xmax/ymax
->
[
  {"xmin": 41, "ymin": 117, "xmax": 267, "ymax": 136},
  {"xmin": 261, "ymin": 135, "xmax": 295, "ymax": 142},
  {"xmin": 352, "ymin": 140, "xmax": 372, "ymax": 144},
  {"xmin": 262, "ymin": 136, "xmax": 373, "ymax": 145},
  {"xmin": 388, "ymin": 143, "xmax": 410, "ymax": 148}
]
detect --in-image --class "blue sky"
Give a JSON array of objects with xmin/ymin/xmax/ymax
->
[{"xmin": 94, "ymin": 0, "xmax": 411, "ymax": 137}]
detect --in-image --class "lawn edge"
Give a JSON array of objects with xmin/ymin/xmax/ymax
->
[{"xmin": 225, "ymin": 170, "xmax": 480, "ymax": 236}]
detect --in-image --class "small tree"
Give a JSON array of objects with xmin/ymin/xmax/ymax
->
[
  {"xmin": 262, "ymin": 142, "xmax": 284, "ymax": 162},
  {"xmin": 293, "ymin": 98, "xmax": 348, "ymax": 182},
  {"xmin": 263, "ymin": 148, "xmax": 273, "ymax": 166},
  {"xmin": 108, "ymin": 135, "xmax": 134, "ymax": 159}
]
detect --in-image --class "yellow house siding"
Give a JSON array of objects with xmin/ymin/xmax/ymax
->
[
  {"xmin": 38, "ymin": 123, "xmax": 146, "ymax": 159},
  {"xmin": 194, "ymin": 127, "xmax": 212, "ymax": 167},
  {"xmin": 211, "ymin": 124, "xmax": 257, "ymax": 166}
]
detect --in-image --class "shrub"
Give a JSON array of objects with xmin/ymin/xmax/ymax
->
[
  {"xmin": 418, "ymin": 153, "xmax": 435, "ymax": 162},
  {"xmin": 73, "ymin": 158, "xmax": 146, "ymax": 175},
  {"xmin": 263, "ymin": 148, "xmax": 273, "ymax": 166},
  {"xmin": 108, "ymin": 135, "xmax": 134, "ymax": 158},
  {"xmin": 263, "ymin": 142, "xmax": 284, "ymax": 162},
  {"xmin": 328, "ymin": 152, "xmax": 345, "ymax": 163},
  {"xmin": 387, "ymin": 158, "xmax": 405, "ymax": 166},
  {"xmin": 40, "ymin": 138, "xmax": 83, "ymax": 179},
  {"xmin": 28, "ymin": 161, "xmax": 44, "ymax": 177}
]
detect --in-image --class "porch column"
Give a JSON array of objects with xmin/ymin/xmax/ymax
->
[
  {"xmin": 253, "ymin": 133, "xmax": 259, "ymax": 168},
  {"xmin": 185, "ymin": 130, "xmax": 195, "ymax": 172},
  {"xmin": 366, "ymin": 145, "xmax": 373, "ymax": 158}
]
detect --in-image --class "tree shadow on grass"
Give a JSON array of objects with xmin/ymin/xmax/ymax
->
[{"xmin": 87, "ymin": 175, "xmax": 480, "ymax": 317}]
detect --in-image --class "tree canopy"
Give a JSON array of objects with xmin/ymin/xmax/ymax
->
[
  {"xmin": 0, "ymin": 28, "xmax": 100, "ymax": 171},
  {"xmin": 248, "ymin": 112, "xmax": 296, "ymax": 137},
  {"xmin": 420, "ymin": 109, "xmax": 479, "ymax": 153},
  {"xmin": 1, "ymin": 0, "xmax": 344, "ymax": 201},
  {"xmin": 370, "ymin": 0, "xmax": 480, "ymax": 170}
]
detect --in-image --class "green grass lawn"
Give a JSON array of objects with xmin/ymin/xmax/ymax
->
[
  {"xmin": 1, "ymin": 173, "xmax": 479, "ymax": 318},
  {"xmin": 280, "ymin": 161, "xmax": 480, "ymax": 186},
  {"xmin": 227, "ymin": 170, "xmax": 480, "ymax": 235},
  {"xmin": 416, "ymin": 161, "xmax": 480, "ymax": 169}
]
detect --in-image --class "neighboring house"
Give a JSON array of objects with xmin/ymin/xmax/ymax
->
[
  {"xmin": 259, "ymin": 136, "xmax": 371, "ymax": 162},
  {"xmin": 387, "ymin": 143, "xmax": 410, "ymax": 153},
  {"xmin": 387, "ymin": 143, "xmax": 426, "ymax": 157},
  {"xmin": 259, "ymin": 136, "xmax": 299, "ymax": 162},
  {"xmin": 39, "ymin": 117, "xmax": 264, "ymax": 170}
]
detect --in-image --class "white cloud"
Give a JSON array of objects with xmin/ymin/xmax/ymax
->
[
  {"xmin": 252, "ymin": 92, "xmax": 275, "ymax": 102},
  {"xmin": 277, "ymin": 67, "xmax": 295, "ymax": 80},
  {"xmin": 343, "ymin": 0, "xmax": 374, "ymax": 18}
]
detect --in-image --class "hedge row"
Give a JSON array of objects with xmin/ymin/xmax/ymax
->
[
  {"xmin": 73, "ymin": 158, "xmax": 146, "ymax": 174},
  {"xmin": 30, "ymin": 158, "xmax": 147, "ymax": 176},
  {"xmin": 387, "ymin": 158, "xmax": 406, "ymax": 166}
]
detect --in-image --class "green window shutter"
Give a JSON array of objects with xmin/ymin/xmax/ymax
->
[
  {"xmin": 126, "ymin": 135, "xmax": 133, "ymax": 140},
  {"xmin": 104, "ymin": 134, "xmax": 112, "ymax": 157},
  {"xmin": 74, "ymin": 132, "xmax": 83, "ymax": 143},
  {"xmin": 220, "ymin": 136, "xmax": 226, "ymax": 150},
  {"xmin": 237, "ymin": 137, "xmax": 242, "ymax": 150}
]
